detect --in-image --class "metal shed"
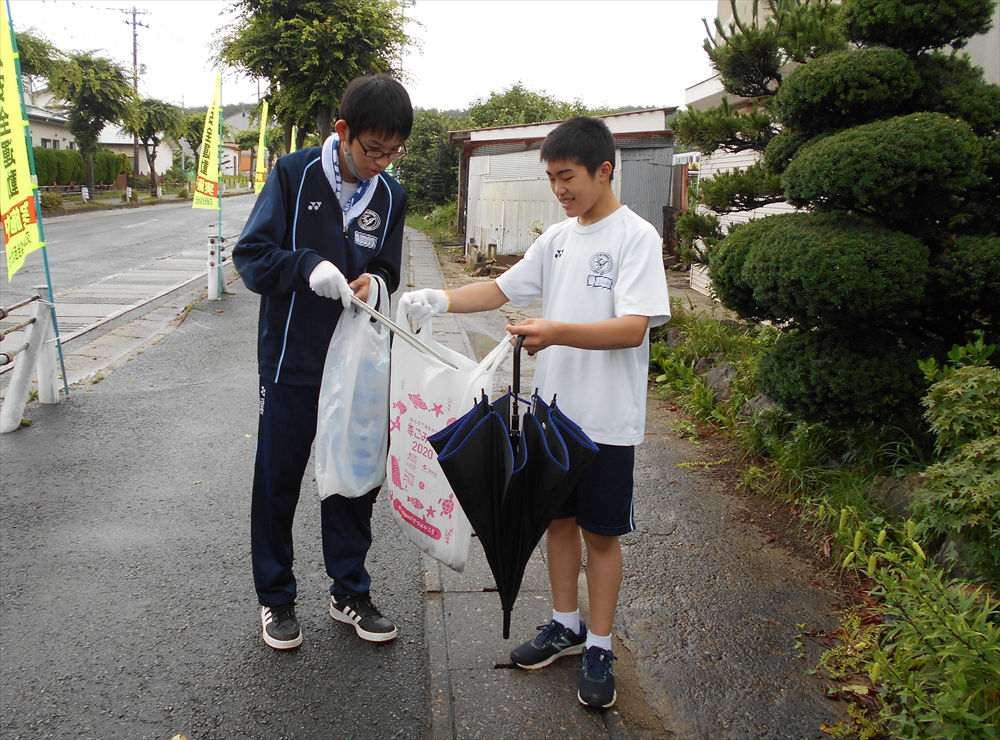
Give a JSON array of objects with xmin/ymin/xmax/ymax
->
[{"xmin": 449, "ymin": 109, "xmax": 677, "ymax": 256}]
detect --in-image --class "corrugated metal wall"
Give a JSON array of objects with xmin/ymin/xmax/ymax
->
[
  {"xmin": 620, "ymin": 147, "xmax": 673, "ymax": 237},
  {"xmin": 466, "ymin": 150, "xmax": 624, "ymax": 256},
  {"xmin": 467, "ymin": 146, "xmax": 687, "ymax": 256}
]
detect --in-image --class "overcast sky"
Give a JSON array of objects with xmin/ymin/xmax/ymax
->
[{"xmin": 10, "ymin": 0, "xmax": 719, "ymax": 111}]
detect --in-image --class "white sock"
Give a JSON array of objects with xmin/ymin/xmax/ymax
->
[
  {"xmin": 552, "ymin": 609, "xmax": 580, "ymax": 635},
  {"xmin": 586, "ymin": 631, "xmax": 612, "ymax": 652}
]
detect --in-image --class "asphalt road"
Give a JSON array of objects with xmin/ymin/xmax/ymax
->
[
  {"xmin": 0, "ymin": 282, "xmax": 428, "ymax": 739},
  {"xmin": 0, "ymin": 196, "xmax": 256, "ymax": 306}
]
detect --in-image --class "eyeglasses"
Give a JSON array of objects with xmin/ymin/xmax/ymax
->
[{"xmin": 357, "ymin": 139, "xmax": 407, "ymax": 162}]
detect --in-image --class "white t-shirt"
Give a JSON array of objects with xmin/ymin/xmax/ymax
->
[{"xmin": 496, "ymin": 205, "xmax": 670, "ymax": 445}]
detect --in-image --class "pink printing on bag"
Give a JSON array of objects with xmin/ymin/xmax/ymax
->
[{"xmin": 388, "ymin": 389, "xmax": 460, "ymax": 547}]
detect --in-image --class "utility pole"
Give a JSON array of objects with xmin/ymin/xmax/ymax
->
[{"xmin": 122, "ymin": 7, "xmax": 150, "ymax": 177}]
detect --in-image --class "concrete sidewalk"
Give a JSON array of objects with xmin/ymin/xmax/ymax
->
[{"xmin": 404, "ymin": 229, "xmax": 660, "ymax": 739}]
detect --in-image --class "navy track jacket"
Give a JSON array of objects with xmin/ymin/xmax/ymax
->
[{"xmin": 234, "ymin": 146, "xmax": 406, "ymax": 386}]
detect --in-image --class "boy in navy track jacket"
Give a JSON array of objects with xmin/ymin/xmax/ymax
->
[{"xmin": 234, "ymin": 74, "xmax": 412, "ymax": 650}]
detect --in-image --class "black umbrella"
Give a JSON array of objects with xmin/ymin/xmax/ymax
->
[{"xmin": 427, "ymin": 337, "xmax": 599, "ymax": 638}]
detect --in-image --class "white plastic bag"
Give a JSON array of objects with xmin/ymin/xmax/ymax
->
[
  {"xmin": 386, "ymin": 305, "xmax": 512, "ymax": 571},
  {"xmin": 315, "ymin": 275, "xmax": 390, "ymax": 499}
]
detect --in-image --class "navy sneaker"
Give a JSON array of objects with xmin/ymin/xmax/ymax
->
[
  {"xmin": 330, "ymin": 594, "xmax": 398, "ymax": 642},
  {"xmin": 510, "ymin": 619, "xmax": 587, "ymax": 669},
  {"xmin": 260, "ymin": 603, "xmax": 302, "ymax": 650},
  {"xmin": 578, "ymin": 646, "xmax": 617, "ymax": 709}
]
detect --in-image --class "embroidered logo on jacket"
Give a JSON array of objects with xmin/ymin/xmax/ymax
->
[
  {"xmin": 307, "ymin": 201, "xmax": 322, "ymax": 211},
  {"xmin": 355, "ymin": 232, "xmax": 378, "ymax": 249},
  {"xmin": 358, "ymin": 209, "xmax": 381, "ymax": 231}
]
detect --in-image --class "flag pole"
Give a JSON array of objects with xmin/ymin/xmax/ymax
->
[{"xmin": 3, "ymin": 0, "xmax": 68, "ymax": 394}]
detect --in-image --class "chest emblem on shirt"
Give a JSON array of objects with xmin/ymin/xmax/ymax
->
[
  {"xmin": 358, "ymin": 209, "xmax": 381, "ymax": 231},
  {"xmin": 587, "ymin": 251, "xmax": 614, "ymax": 290},
  {"xmin": 589, "ymin": 252, "xmax": 614, "ymax": 274}
]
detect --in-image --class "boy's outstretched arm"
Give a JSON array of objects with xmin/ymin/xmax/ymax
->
[
  {"xmin": 400, "ymin": 280, "xmax": 509, "ymax": 323},
  {"xmin": 507, "ymin": 315, "xmax": 649, "ymax": 354}
]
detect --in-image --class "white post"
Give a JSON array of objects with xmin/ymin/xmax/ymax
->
[
  {"xmin": 207, "ymin": 237, "xmax": 221, "ymax": 300},
  {"xmin": 30, "ymin": 289, "xmax": 60, "ymax": 405},
  {"xmin": 81, "ymin": 186, "xmax": 89, "ymax": 202},
  {"xmin": 0, "ymin": 300, "xmax": 55, "ymax": 433}
]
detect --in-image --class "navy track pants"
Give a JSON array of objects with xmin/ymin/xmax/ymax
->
[{"xmin": 251, "ymin": 378, "xmax": 378, "ymax": 607}]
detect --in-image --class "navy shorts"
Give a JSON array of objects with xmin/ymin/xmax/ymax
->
[{"xmin": 552, "ymin": 444, "xmax": 635, "ymax": 536}]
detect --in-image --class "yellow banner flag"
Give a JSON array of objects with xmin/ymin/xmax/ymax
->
[
  {"xmin": 1, "ymin": 1, "xmax": 45, "ymax": 281},
  {"xmin": 254, "ymin": 100, "xmax": 268, "ymax": 194},
  {"xmin": 193, "ymin": 74, "xmax": 222, "ymax": 210},
  {"xmin": 290, "ymin": 125, "xmax": 298, "ymax": 154}
]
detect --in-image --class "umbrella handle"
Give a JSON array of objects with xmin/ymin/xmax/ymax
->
[
  {"xmin": 513, "ymin": 335, "xmax": 525, "ymax": 397},
  {"xmin": 510, "ymin": 335, "xmax": 525, "ymax": 447}
]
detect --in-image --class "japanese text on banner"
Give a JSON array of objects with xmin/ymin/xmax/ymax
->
[
  {"xmin": 1, "ymin": 1, "xmax": 44, "ymax": 281},
  {"xmin": 192, "ymin": 73, "xmax": 221, "ymax": 211}
]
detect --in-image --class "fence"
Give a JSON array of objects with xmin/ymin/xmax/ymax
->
[{"xmin": 0, "ymin": 294, "xmax": 61, "ymax": 433}]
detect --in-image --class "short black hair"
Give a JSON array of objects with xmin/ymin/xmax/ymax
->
[
  {"xmin": 339, "ymin": 74, "xmax": 413, "ymax": 141},
  {"xmin": 540, "ymin": 117, "xmax": 616, "ymax": 181}
]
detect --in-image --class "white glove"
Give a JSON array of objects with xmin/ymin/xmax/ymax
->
[
  {"xmin": 308, "ymin": 261, "xmax": 352, "ymax": 308},
  {"xmin": 400, "ymin": 288, "xmax": 449, "ymax": 324}
]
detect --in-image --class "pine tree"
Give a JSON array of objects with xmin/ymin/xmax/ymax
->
[{"xmin": 674, "ymin": 0, "xmax": 999, "ymax": 426}]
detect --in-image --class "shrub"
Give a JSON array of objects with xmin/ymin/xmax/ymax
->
[
  {"xmin": 772, "ymin": 47, "xmax": 921, "ymax": 136},
  {"xmin": 758, "ymin": 329, "xmax": 924, "ymax": 425},
  {"xmin": 93, "ymin": 150, "xmax": 126, "ymax": 185},
  {"xmin": 912, "ymin": 52, "xmax": 1000, "ymax": 138},
  {"xmin": 921, "ymin": 365, "xmax": 1000, "ymax": 454},
  {"xmin": 39, "ymin": 192, "xmax": 63, "ymax": 212},
  {"xmin": 840, "ymin": 0, "xmax": 997, "ymax": 53},
  {"xmin": 762, "ymin": 128, "xmax": 816, "ymax": 174},
  {"xmin": 870, "ymin": 556, "xmax": 1000, "ymax": 737},
  {"xmin": 912, "ymin": 434, "xmax": 1000, "ymax": 583},
  {"xmin": 708, "ymin": 218, "xmax": 779, "ymax": 323},
  {"xmin": 783, "ymin": 113, "xmax": 984, "ymax": 233},
  {"xmin": 32, "ymin": 147, "xmax": 57, "ymax": 186},
  {"xmin": 55, "ymin": 149, "xmax": 84, "ymax": 185},
  {"xmin": 929, "ymin": 234, "xmax": 1000, "ymax": 329},
  {"xmin": 738, "ymin": 212, "xmax": 928, "ymax": 330}
]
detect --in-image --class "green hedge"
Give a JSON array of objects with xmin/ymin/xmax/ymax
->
[
  {"xmin": 737, "ymin": 212, "xmax": 928, "ymax": 330},
  {"xmin": 758, "ymin": 328, "xmax": 924, "ymax": 425},
  {"xmin": 782, "ymin": 113, "xmax": 984, "ymax": 231},
  {"xmin": 840, "ymin": 0, "xmax": 996, "ymax": 53},
  {"xmin": 773, "ymin": 47, "xmax": 920, "ymax": 136},
  {"xmin": 31, "ymin": 148, "xmax": 125, "ymax": 186}
]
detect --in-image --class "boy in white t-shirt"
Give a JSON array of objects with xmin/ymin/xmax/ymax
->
[{"xmin": 400, "ymin": 117, "xmax": 670, "ymax": 709}]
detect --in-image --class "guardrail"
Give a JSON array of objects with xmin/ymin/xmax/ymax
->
[{"xmin": 0, "ymin": 295, "xmax": 61, "ymax": 433}]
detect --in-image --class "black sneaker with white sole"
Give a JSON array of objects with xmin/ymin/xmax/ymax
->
[
  {"xmin": 330, "ymin": 594, "xmax": 398, "ymax": 642},
  {"xmin": 260, "ymin": 603, "xmax": 302, "ymax": 650},
  {"xmin": 578, "ymin": 646, "xmax": 617, "ymax": 709},
  {"xmin": 510, "ymin": 619, "xmax": 587, "ymax": 669}
]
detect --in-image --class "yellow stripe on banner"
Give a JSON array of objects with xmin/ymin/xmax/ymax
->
[
  {"xmin": 192, "ymin": 73, "xmax": 222, "ymax": 211},
  {"xmin": 1, "ymin": 0, "xmax": 45, "ymax": 281},
  {"xmin": 254, "ymin": 100, "xmax": 268, "ymax": 194}
]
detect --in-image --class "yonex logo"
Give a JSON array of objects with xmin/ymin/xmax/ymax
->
[{"xmin": 307, "ymin": 201, "xmax": 322, "ymax": 211}]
